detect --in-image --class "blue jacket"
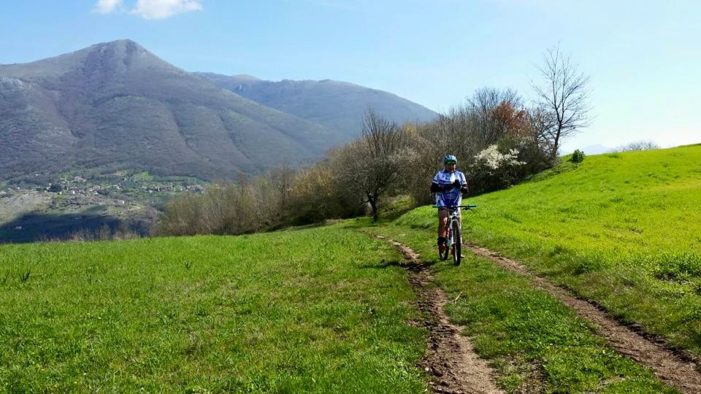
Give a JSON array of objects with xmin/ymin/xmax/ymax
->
[{"xmin": 431, "ymin": 169, "xmax": 467, "ymax": 208}]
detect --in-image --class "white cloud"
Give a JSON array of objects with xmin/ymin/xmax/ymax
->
[
  {"xmin": 94, "ymin": 0, "xmax": 123, "ymax": 14},
  {"xmin": 131, "ymin": 0, "xmax": 203, "ymax": 20}
]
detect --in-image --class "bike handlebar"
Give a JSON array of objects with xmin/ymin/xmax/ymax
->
[{"xmin": 432, "ymin": 204, "xmax": 477, "ymax": 209}]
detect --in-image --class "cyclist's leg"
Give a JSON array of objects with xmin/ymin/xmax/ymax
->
[{"xmin": 437, "ymin": 208, "xmax": 449, "ymax": 248}]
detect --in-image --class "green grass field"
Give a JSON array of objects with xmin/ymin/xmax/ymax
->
[
  {"xmin": 397, "ymin": 144, "xmax": 701, "ymax": 356},
  {"xmin": 2, "ymin": 145, "xmax": 697, "ymax": 392},
  {"xmin": 0, "ymin": 227, "xmax": 426, "ymax": 392}
]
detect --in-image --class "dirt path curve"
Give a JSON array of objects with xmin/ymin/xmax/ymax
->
[
  {"xmin": 377, "ymin": 235, "xmax": 503, "ymax": 394},
  {"xmin": 466, "ymin": 243, "xmax": 701, "ymax": 394}
]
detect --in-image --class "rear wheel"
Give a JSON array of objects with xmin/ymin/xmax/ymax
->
[{"xmin": 452, "ymin": 220, "xmax": 461, "ymax": 266}]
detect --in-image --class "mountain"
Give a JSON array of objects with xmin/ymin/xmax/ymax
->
[
  {"xmin": 0, "ymin": 40, "xmax": 438, "ymax": 182},
  {"xmin": 197, "ymin": 73, "xmax": 438, "ymax": 142},
  {"xmin": 0, "ymin": 40, "xmax": 340, "ymax": 181}
]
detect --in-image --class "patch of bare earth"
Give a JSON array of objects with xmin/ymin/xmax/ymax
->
[
  {"xmin": 466, "ymin": 243, "xmax": 701, "ymax": 394},
  {"xmin": 377, "ymin": 235, "xmax": 503, "ymax": 394}
]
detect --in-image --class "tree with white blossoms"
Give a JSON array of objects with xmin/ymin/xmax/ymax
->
[
  {"xmin": 474, "ymin": 145, "xmax": 525, "ymax": 173},
  {"xmin": 471, "ymin": 144, "xmax": 526, "ymax": 192}
]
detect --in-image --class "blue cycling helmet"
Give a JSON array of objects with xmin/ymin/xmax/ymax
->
[{"xmin": 443, "ymin": 154, "xmax": 457, "ymax": 164}]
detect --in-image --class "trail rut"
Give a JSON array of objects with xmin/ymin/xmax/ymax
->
[{"xmin": 377, "ymin": 235, "xmax": 503, "ymax": 394}]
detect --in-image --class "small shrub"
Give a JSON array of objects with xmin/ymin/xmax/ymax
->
[{"xmin": 570, "ymin": 149, "xmax": 585, "ymax": 163}]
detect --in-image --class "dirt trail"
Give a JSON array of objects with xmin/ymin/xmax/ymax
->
[
  {"xmin": 377, "ymin": 235, "xmax": 503, "ymax": 394},
  {"xmin": 466, "ymin": 243, "xmax": 701, "ymax": 394}
]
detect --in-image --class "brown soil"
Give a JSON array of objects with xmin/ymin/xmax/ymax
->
[
  {"xmin": 466, "ymin": 243, "xmax": 701, "ymax": 394},
  {"xmin": 378, "ymin": 235, "xmax": 503, "ymax": 394}
]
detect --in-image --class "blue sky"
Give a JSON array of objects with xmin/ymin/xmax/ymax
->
[{"xmin": 1, "ymin": 0, "xmax": 699, "ymax": 152}]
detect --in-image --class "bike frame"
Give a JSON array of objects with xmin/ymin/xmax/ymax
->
[{"xmin": 445, "ymin": 207, "xmax": 462, "ymax": 251}]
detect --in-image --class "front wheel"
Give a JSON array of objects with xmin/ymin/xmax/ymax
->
[{"xmin": 451, "ymin": 220, "xmax": 461, "ymax": 266}]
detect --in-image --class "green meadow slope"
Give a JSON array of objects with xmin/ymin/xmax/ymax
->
[
  {"xmin": 397, "ymin": 144, "xmax": 701, "ymax": 356},
  {"xmin": 1, "ymin": 222, "xmax": 678, "ymax": 393},
  {"xmin": 0, "ymin": 227, "xmax": 426, "ymax": 392}
]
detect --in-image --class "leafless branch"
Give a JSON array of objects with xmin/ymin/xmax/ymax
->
[{"xmin": 533, "ymin": 45, "xmax": 590, "ymax": 160}]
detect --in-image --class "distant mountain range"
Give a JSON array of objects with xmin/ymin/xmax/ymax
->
[
  {"xmin": 197, "ymin": 73, "xmax": 438, "ymax": 141},
  {"xmin": 0, "ymin": 40, "xmax": 437, "ymax": 181}
]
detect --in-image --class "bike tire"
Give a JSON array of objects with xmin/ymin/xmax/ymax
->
[{"xmin": 452, "ymin": 220, "xmax": 461, "ymax": 266}]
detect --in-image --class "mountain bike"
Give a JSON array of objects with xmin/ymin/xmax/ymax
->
[{"xmin": 438, "ymin": 205, "xmax": 476, "ymax": 265}]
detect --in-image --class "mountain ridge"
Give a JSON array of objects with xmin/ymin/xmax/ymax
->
[
  {"xmin": 1, "ymin": 40, "xmax": 437, "ymax": 181},
  {"xmin": 197, "ymin": 72, "xmax": 438, "ymax": 141}
]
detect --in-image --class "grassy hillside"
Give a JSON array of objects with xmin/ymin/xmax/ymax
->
[
  {"xmin": 396, "ymin": 144, "xmax": 701, "ymax": 356},
  {"xmin": 0, "ymin": 226, "xmax": 426, "ymax": 391}
]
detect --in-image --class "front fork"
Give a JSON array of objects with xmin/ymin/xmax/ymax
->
[
  {"xmin": 447, "ymin": 217, "xmax": 460, "ymax": 251},
  {"xmin": 446, "ymin": 221, "xmax": 454, "ymax": 249}
]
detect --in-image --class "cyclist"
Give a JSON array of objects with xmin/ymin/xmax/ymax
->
[{"xmin": 430, "ymin": 154, "xmax": 468, "ymax": 255}]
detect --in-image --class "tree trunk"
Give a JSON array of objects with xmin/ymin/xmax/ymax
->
[
  {"xmin": 551, "ymin": 124, "xmax": 563, "ymax": 162},
  {"xmin": 367, "ymin": 192, "xmax": 379, "ymax": 222}
]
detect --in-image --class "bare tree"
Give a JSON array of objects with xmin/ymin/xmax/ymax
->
[
  {"xmin": 468, "ymin": 88, "xmax": 523, "ymax": 146},
  {"xmin": 526, "ymin": 106, "xmax": 554, "ymax": 151},
  {"xmin": 335, "ymin": 110, "xmax": 405, "ymax": 221},
  {"xmin": 268, "ymin": 163, "xmax": 296, "ymax": 211},
  {"xmin": 534, "ymin": 45, "xmax": 590, "ymax": 161}
]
